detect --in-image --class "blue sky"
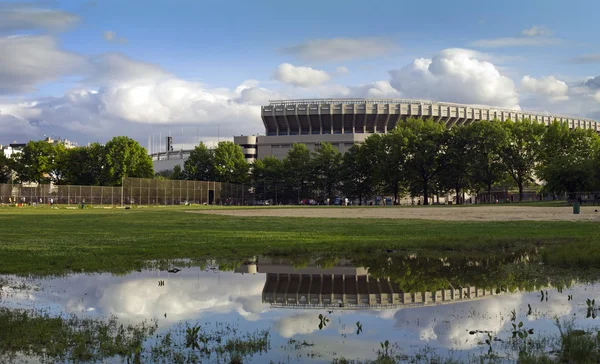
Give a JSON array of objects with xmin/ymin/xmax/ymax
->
[{"xmin": 0, "ymin": 0, "xmax": 599, "ymax": 146}]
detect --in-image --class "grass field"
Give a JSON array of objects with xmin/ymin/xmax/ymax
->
[{"xmin": 1, "ymin": 204, "xmax": 600, "ymax": 275}]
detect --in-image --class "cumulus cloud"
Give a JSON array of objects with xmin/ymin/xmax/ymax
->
[
  {"xmin": 584, "ymin": 76, "xmax": 600, "ymax": 90},
  {"xmin": 316, "ymin": 80, "xmax": 401, "ymax": 99},
  {"xmin": 275, "ymin": 313, "xmax": 324, "ymax": 338},
  {"xmin": 389, "ymin": 48, "xmax": 519, "ymax": 108},
  {"xmin": 0, "ymin": 35, "xmax": 86, "ymax": 94},
  {"xmin": 274, "ymin": 63, "xmax": 330, "ymax": 87},
  {"xmin": 281, "ymin": 37, "xmax": 397, "ymax": 62},
  {"xmin": 521, "ymin": 26, "xmax": 553, "ymax": 37},
  {"xmin": 0, "ymin": 3, "xmax": 79, "ymax": 33},
  {"xmin": 520, "ymin": 75, "xmax": 569, "ymax": 101}
]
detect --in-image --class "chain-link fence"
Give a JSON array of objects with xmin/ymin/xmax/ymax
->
[{"xmin": 0, "ymin": 178, "xmax": 250, "ymax": 206}]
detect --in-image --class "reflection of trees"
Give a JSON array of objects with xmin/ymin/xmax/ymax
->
[{"xmin": 350, "ymin": 250, "xmax": 584, "ymax": 293}]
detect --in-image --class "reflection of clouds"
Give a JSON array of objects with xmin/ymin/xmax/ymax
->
[
  {"xmin": 5, "ymin": 271, "xmax": 267, "ymax": 323},
  {"xmin": 393, "ymin": 295, "xmax": 524, "ymax": 350},
  {"xmin": 276, "ymin": 313, "xmax": 326, "ymax": 338}
]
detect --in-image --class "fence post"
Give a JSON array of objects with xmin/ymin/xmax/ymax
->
[{"xmin": 121, "ymin": 177, "xmax": 124, "ymax": 207}]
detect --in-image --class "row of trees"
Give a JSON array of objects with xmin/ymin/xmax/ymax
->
[
  {"xmin": 3, "ymin": 118, "xmax": 599, "ymax": 204},
  {"xmin": 169, "ymin": 118, "xmax": 600, "ymax": 205},
  {"xmin": 0, "ymin": 136, "xmax": 153, "ymax": 186}
]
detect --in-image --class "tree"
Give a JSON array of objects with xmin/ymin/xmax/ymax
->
[
  {"xmin": 102, "ymin": 136, "xmax": 154, "ymax": 186},
  {"xmin": 184, "ymin": 142, "xmax": 215, "ymax": 181},
  {"xmin": 311, "ymin": 142, "xmax": 342, "ymax": 203},
  {"xmin": 537, "ymin": 121, "xmax": 600, "ymax": 196},
  {"xmin": 439, "ymin": 125, "xmax": 472, "ymax": 204},
  {"xmin": 371, "ymin": 128, "xmax": 409, "ymax": 205},
  {"xmin": 404, "ymin": 118, "xmax": 448, "ymax": 205},
  {"xmin": 500, "ymin": 119, "xmax": 545, "ymax": 201},
  {"xmin": 12, "ymin": 141, "xmax": 59, "ymax": 183},
  {"xmin": 0, "ymin": 151, "xmax": 12, "ymax": 183},
  {"xmin": 251, "ymin": 156, "xmax": 286, "ymax": 202},
  {"xmin": 339, "ymin": 144, "xmax": 377, "ymax": 205},
  {"xmin": 62, "ymin": 143, "xmax": 106, "ymax": 185},
  {"xmin": 155, "ymin": 165, "xmax": 185, "ymax": 180},
  {"xmin": 283, "ymin": 143, "xmax": 313, "ymax": 203},
  {"xmin": 213, "ymin": 141, "xmax": 249, "ymax": 184},
  {"xmin": 468, "ymin": 121, "xmax": 508, "ymax": 203}
]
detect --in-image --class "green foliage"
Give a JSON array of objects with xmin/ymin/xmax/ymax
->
[
  {"xmin": 213, "ymin": 141, "xmax": 249, "ymax": 184},
  {"xmin": 339, "ymin": 144, "xmax": 378, "ymax": 205},
  {"xmin": 102, "ymin": 136, "xmax": 154, "ymax": 186},
  {"xmin": 467, "ymin": 121, "xmax": 508, "ymax": 201},
  {"xmin": 373, "ymin": 130, "xmax": 409, "ymax": 204},
  {"xmin": 537, "ymin": 121, "xmax": 600, "ymax": 195},
  {"xmin": 0, "ymin": 151, "xmax": 12, "ymax": 183},
  {"xmin": 62, "ymin": 143, "xmax": 106, "ymax": 185},
  {"xmin": 184, "ymin": 142, "xmax": 215, "ymax": 181},
  {"xmin": 311, "ymin": 142, "xmax": 342, "ymax": 202},
  {"xmin": 283, "ymin": 143, "xmax": 312, "ymax": 202},
  {"xmin": 500, "ymin": 119, "xmax": 546, "ymax": 201},
  {"xmin": 12, "ymin": 140, "xmax": 61, "ymax": 183},
  {"xmin": 251, "ymin": 156, "xmax": 286, "ymax": 201},
  {"xmin": 403, "ymin": 118, "xmax": 448, "ymax": 205}
]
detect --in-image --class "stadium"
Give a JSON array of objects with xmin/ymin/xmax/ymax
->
[{"xmin": 233, "ymin": 98, "xmax": 600, "ymax": 162}]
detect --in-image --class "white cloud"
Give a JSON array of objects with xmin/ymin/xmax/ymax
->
[
  {"xmin": 316, "ymin": 80, "xmax": 401, "ymax": 99},
  {"xmin": 275, "ymin": 313, "xmax": 324, "ymax": 338},
  {"xmin": 0, "ymin": 3, "xmax": 79, "ymax": 33},
  {"xmin": 281, "ymin": 37, "xmax": 397, "ymax": 62},
  {"xmin": 274, "ymin": 63, "xmax": 330, "ymax": 87},
  {"xmin": 470, "ymin": 37, "xmax": 560, "ymax": 48},
  {"xmin": 87, "ymin": 53, "xmax": 171, "ymax": 86},
  {"xmin": 389, "ymin": 48, "xmax": 519, "ymax": 108},
  {"xmin": 0, "ymin": 35, "xmax": 86, "ymax": 94},
  {"xmin": 520, "ymin": 75, "xmax": 569, "ymax": 101},
  {"xmin": 521, "ymin": 26, "xmax": 553, "ymax": 37}
]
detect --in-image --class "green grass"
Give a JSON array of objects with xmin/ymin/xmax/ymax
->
[{"xmin": 1, "ymin": 205, "xmax": 600, "ymax": 275}]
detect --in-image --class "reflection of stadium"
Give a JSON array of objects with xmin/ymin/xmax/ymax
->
[{"xmin": 235, "ymin": 257, "xmax": 505, "ymax": 309}]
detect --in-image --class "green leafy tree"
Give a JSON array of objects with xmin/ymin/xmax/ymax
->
[
  {"xmin": 500, "ymin": 119, "xmax": 546, "ymax": 201},
  {"xmin": 339, "ymin": 144, "xmax": 377, "ymax": 205},
  {"xmin": 62, "ymin": 143, "xmax": 106, "ymax": 185},
  {"xmin": 372, "ymin": 128, "xmax": 409, "ymax": 204},
  {"xmin": 537, "ymin": 121, "xmax": 600, "ymax": 196},
  {"xmin": 102, "ymin": 136, "xmax": 154, "ymax": 186},
  {"xmin": 12, "ymin": 141, "xmax": 59, "ymax": 183},
  {"xmin": 439, "ymin": 125, "xmax": 473, "ymax": 204},
  {"xmin": 404, "ymin": 118, "xmax": 448, "ymax": 205},
  {"xmin": 311, "ymin": 142, "xmax": 342, "ymax": 203},
  {"xmin": 0, "ymin": 151, "xmax": 13, "ymax": 183},
  {"xmin": 184, "ymin": 142, "xmax": 215, "ymax": 181},
  {"xmin": 251, "ymin": 156, "xmax": 286, "ymax": 202},
  {"xmin": 171, "ymin": 164, "xmax": 185, "ymax": 180},
  {"xmin": 283, "ymin": 143, "xmax": 313, "ymax": 203},
  {"xmin": 213, "ymin": 141, "xmax": 249, "ymax": 184},
  {"xmin": 468, "ymin": 121, "xmax": 508, "ymax": 203}
]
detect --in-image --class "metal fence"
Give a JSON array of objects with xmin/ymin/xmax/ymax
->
[{"xmin": 0, "ymin": 178, "xmax": 249, "ymax": 206}]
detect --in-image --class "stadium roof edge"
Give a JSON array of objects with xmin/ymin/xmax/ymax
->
[{"xmin": 266, "ymin": 98, "xmax": 598, "ymax": 124}]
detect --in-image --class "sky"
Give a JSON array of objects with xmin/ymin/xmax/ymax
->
[{"xmin": 1, "ymin": 0, "xmax": 599, "ymax": 150}]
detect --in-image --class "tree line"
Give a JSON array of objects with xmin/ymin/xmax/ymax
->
[
  {"xmin": 165, "ymin": 118, "xmax": 600, "ymax": 205},
  {"xmin": 2, "ymin": 118, "xmax": 599, "ymax": 204},
  {"xmin": 0, "ymin": 136, "xmax": 154, "ymax": 186}
]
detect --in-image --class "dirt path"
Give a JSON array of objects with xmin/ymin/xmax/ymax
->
[{"xmin": 190, "ymin": 205, "xmax": 600, "ymax": 221}]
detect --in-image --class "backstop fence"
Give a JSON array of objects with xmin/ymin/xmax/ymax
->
[{"xmin": 0, "ymin": 178, "xmax": 249, "ymax": 206}]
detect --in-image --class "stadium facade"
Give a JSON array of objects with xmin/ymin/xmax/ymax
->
[{"xmin": 234, "ymin": 98, "xmax": 600, "ymax": 163}]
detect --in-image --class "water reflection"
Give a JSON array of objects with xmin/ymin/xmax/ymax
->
[
  {"xmin": 1, "ymin": 254, "xmax": 600, "ymax": 363},
  {"xmin": 237, "ymin": 257, "xmax": 510, "ymax": 309}
]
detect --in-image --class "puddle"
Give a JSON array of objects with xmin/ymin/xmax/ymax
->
[{"xmin": 2, "ymin": 255, "xmax": 600, "ymax": 363}]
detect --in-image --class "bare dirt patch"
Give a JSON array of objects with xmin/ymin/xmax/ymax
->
[{"xmin": 191, "ymin": 206, "xmax": 600, "ymax": 221}]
